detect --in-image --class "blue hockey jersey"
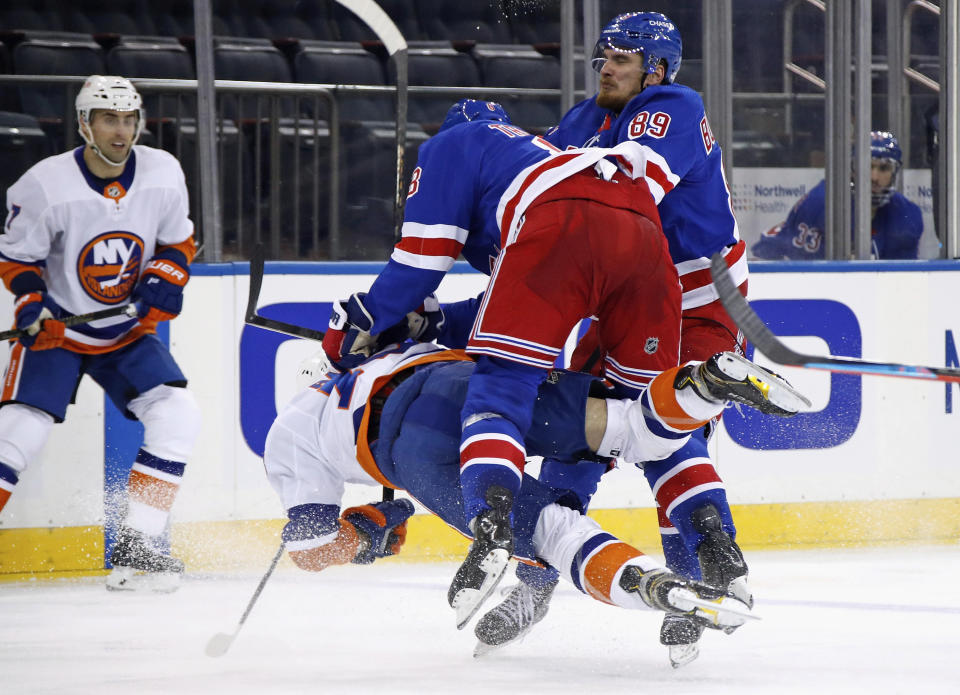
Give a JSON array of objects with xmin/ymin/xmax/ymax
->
[
  {"xmin": 751, "ymin": 179, "xmax": 924, "ymax": 260},
  {"xmin": 361, "ymin": 121, "xmax": 651, "ymax": 334},
  {"xmin": 546, "ymin": 84, "xmax": 745, "ymax": 309}
]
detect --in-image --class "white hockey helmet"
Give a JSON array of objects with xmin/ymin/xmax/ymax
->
[{"xmin": 76, "ymin": 75, "xmax": 145, "ymax": 162}]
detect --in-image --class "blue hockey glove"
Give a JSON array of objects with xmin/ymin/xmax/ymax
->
[
  {"xmin": 322, "ymin": 292, "xmax": 378, "ymax": 370},
  {"xmin": 341, "ymin": 498, "xmax": 415, "ymax": 564},
  {"xmin": 14, "ymin": 292, "xmax": 65, "ymax": 350},
  {"xmin": 132, "ymin": 250, "xmax": 190, "ymax": 322},
  {"xmin": 405, "ymin": 293, "xmax": 446, "ymax": 342}
]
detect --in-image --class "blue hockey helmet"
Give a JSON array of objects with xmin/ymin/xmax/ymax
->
[
  {"xmin": 439, "ymin": 99, "xmax": 511, "ymax": 132},
  {"xmin": 591, "ymin": 12, "xmax": 683, "ymax": 84},
  {"xmin": 869, "ymin": 130, "xmax": 902, "ymax": 206}
]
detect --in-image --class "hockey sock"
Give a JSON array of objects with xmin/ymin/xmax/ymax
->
[{"xmin": 123, "ymin": 449, "xmax": 185, "ymax": 537}]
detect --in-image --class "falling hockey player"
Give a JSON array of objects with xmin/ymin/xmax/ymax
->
[{"xmin": 266, "ymin": 336, "xmax": 809, "ymax": 655}]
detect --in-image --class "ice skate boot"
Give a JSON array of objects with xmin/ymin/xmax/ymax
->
[
  {"xmin": 675, "ymin": 351, "xmax": 811, "ymax": 416},
  {"xmin": 448, "ymin": 486, "xmax": 514, "ymax": 629},
  {"xmin": 619, "ymin": 565, "xmax": 754, "ymax": 632},
  {"xmin": 106, "ymin": 527, "xmax": 184, "ymax": 593},
  {"xmin": 473, "ymin": 577, "xmax": 558, "ymax": 657},
  {"xmin": 693, "ymin": 503, "xmax": 754, "ymax": 618}
]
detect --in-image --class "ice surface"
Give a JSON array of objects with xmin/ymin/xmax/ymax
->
[{"xmin": 2, "ymin": 545, "xmax": 958, "ymax": 695}]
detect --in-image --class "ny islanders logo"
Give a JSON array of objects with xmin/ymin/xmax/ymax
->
[{"xmin": 77, "ymin": 232, "xmax": 145, "ymax": 303}]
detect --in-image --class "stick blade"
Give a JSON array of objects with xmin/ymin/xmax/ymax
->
[{"xmin": 205, "ymin": 631, "xmax": 236, "ymax": 658}]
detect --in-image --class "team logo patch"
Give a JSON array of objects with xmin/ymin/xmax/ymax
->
[
  {"xmin": 77, "ymin": 231, "xmax": 145, "ymax": 304},
  {"xmin": 104, "ymin": 182, "xmax": 127, "ymax": 199},
  {"xmin": 644, "ymin": 337, "xmax": 659, "ymax": 354}
]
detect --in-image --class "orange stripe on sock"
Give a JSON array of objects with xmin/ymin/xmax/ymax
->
[
  {"xmin": 582, "ymin": 542, "xmax": 643, "ymax": 605},
  {"xmin": 128, "ymin": 470, "xmax": 179, "ymax": 511},
  {"xmin": 648, "ymin": 366, "xmax": 711, "ymax": 431},
  {"xmin": 0, "ymin": 487, "xmax": 11, "ymax": 512}
]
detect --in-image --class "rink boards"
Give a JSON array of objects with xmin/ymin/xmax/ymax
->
[{"xmin": 1, "ymin": 260, "xmax": 959, "ymax": 576}]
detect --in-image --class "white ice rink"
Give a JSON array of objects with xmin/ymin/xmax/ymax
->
[{"xmin": 3, "ymin": 544, "xmax": 959, "ymax": 695}]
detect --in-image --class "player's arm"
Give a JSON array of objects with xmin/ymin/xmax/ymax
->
[
  {"xmin": 750, "ymin": 224, "xmax": 790, "ymax": 260},
  {"xmin": 133, "ymin": 160, "xmax": 198, "ymax": 322},
  {"xmin": 323, "ymin": 134, "xmax": 475, "ymax": 367},
  {"xmin": 2, "ymin": 176, "xmax": 65, "ymax": 349},
  {"xmin": 881, "ymin": 199, "xmax": 924, "ymax": 259},
  {"xmin": 281, "ymin": 500, "xmax": 415, "ymax": 571}
]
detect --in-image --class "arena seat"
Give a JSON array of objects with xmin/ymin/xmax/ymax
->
[
  {"xmin": 293, "ymin": 40, "xmax": 390, "ymax": 121},
  {"xmin": 236, "ymin": 0, "xmax": 336, "ymax": 41},
  {"xmin": 12, "ymin": 32, "xmax": 105, "ymax": 150},
  {"xmin": 332, "ymin": 0, "xmax": 424, "ymax": 42},
  {"xmin": 0, "ymin": 0, "xmax": 64, "ymax": 33},
  {"xmin": 0, "ymin": 111, "xmax": 51, "ymax": 198},
  {"xmin": 472, "ymin": 44, "xmax": 561, "ymax": 130},
  {"xmin": 149, "ymin": 0, "xmax": 238, "ymax": 38},
  {"xmin": 106, "ymin": 36, "xmax": 196, "ymax": 122},
  {"xmin": 385, "ymin": 41, "xmax": 481, "ymax": 126},
  {"xmin": 416, "ymin": 0, "xmax": 512, "ymax": 43},
  {"xmin": 507, "ymin": 0, "xmax": 567, "ymax": 44},
  {"xmin": 65, "ymin": 0, "xmax": 157, "ymax": 38}
]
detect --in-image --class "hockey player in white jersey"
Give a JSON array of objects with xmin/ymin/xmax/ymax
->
[
  {"xmin": 0, "ymin": 75, "xmax": 201, "ymax": 592},
  {"xmin": 264, "ymin": 338, "xmax": 808, "ymax": 654}
]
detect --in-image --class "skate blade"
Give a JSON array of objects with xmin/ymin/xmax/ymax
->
[
  {"xmin": 451, "ymin": 548, "xmax": 510, "ymax": 630},
  {"xmin": 473, "ymin": 626, "xmax": 532, "ymax": 658},
  {"xmin": 668, "ymin": 642, "xmax": 700, "ymax": 669},
  {"xmin": 106, "ymin": 566, "xmax": 182, "ymax": 593}
]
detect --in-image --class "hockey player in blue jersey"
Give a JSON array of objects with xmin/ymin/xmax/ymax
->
[
  {"xmin": 751, "ymin": 131, "xmax": 924, "ymax": 260},
  {"xmin": 483, "ymin": 11, "xmax": 754, "ymax": 667},
  {"xmin": 322, "ymin": 98, "xmax": 690, "ymax": 631}
]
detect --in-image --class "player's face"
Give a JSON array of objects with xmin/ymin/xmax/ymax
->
[
  {"xmin": 871, "ymin": 159, "xmax": 895, "ymax": 193},
  {"xmin": 596, "ymin": 48, "xmax": 647, "ymax": 111},
  {"xmin": 88, "ymin": 109, "xmax": 138, "ymax": 164}
]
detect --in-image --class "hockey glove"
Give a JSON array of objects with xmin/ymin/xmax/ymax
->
[
  {"xmin": 14, "ymin": 292, "xmax": 65, "ymax": 350},
  {"xmin": 132, "ymin": 250, "xmax": 190, "ymax": 322},
  {"xmin": 341, "ymin": 498, "xmax": 415, "ymax": 564},
  {"xmin": 405, "ymin": 293, "xmax": 446, "ymax": 343},
  {"xmin": 322, "ymin": 292, "xmax": 379, "ymax": 370}
]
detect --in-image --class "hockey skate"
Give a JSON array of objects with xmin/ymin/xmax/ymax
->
[
  {"xmin": 658, "ymin": 504, "xmax": 754, "ymax": 668},
  {"xmin": 448, "ymin": 486, "xmax": 514, "ymax": 630},
  {"xmin": 473, "ymin": 577, "xmax": 558, "ymax": 657},
  {"xmin": 619, "ymin": 565, "xmax": 754, "ymax": 633},
  {"xmin": 694, "ymin": 504, "xmax": 753, "ymax": 617},
  {"xmin": 106, "ymin": 527, "xmax": 184, "ymax": 593},
  {"xmin": 676, "ymin": 351, "xmax": 811, "ymax": 416}
]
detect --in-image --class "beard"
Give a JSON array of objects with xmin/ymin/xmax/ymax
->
[{"xmin": 595, "ymin": 89, "xmax": 631, "ymax": 113}]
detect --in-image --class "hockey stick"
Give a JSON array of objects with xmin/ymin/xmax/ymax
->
[
  {"xmin": 205, "ymin": 542, "xmax": 285, "ymax": 658},
  {"xmin": 245, "ymin": 244, "xmax": 325, "ymax": 342},
  {"xmin": 709, "ymin": 253, "xmax": 960, "ymax": 383},
  {"xmin": 0, "ymin": 303, "xmax": 138, "ymax": 341},
  {"xmin": 333, "ymin": 0, "xmax": 408, "ymax": 243}
]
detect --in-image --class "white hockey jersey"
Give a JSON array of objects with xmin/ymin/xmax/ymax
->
[
  {"xmin": 264, "ymin": 342, "xmax": 470, "ymax": 511},
  {"xmin": 1, "ymin": 146, "xmax": 195, "ymax": 352}
]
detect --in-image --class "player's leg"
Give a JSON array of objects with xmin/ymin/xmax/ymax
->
[
  {"xmin": 532, "ymin": 502, "xmax": 752, "ymax": 627},
  {"xmin": 651, "ymin": 290, "xmax": 752, "ymax": 666},
  {"xmin": 452, "ymin": 204, "xmax": 604, "ymax": 627},
  {"xmin": 88, "ymin": 335, "xmax": 201, "ymax": 592},
  {"xmin": 0, "ymin": 343, "xmax": 81, "ymax": 515}
]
